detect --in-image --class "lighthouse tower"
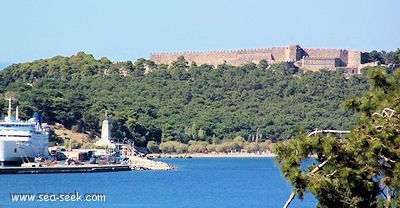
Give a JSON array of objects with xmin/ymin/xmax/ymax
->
[
  {"xmin": 95, "ymin": 110, "xmax": 115, "ymax": 148},
  {"xmin": 101, "ymin": 110, "xmax": 111, "ymax": 141}
]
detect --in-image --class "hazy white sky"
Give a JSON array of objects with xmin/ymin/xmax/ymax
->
[{"xmin": 1, "ymin": 0, "xmax": 399, "ymax": 63}]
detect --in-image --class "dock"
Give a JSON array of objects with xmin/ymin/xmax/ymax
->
[{"xmin": 0, "ymin": 164, "xmax": 131, "ymax": 174}]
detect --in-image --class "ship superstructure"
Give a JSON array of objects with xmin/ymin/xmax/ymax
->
[{"xmin": 0, "ymin": 97, "xmax": 49, "ymax": 166}]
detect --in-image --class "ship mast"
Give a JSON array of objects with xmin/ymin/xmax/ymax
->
[
  {"xmin": 16, "ymin": 106, "xmax": 19, "ymax": 120},
  {"xmin": 6, "ymin": 96, "xmax": 13, "ymax": 119}
]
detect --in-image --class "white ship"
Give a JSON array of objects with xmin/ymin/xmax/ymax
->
[{"xmin": 0, "ymin": 97, "xmax": 49, "ymax": 166}]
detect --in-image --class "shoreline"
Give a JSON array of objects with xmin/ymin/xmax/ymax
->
[{"xmin": 148, "ymin": 152, "xmax": 276, "ymax": 159}]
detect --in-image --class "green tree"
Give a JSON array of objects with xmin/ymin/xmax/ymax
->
[
  {"xmin": 197, "ymin": 128, "xmax": 205, "ymax": 140},
  {"xmin": 382, "ymin": 51, "xmax": 399, "ymax": 65},
  {"xmin": 170, "ymin": 56, "xmax": 189, "ymax": 71},
  {"xmin": 174, "ymin": 142, "xmax": 188, "ymax": 153},
  {"xmin": 275, "ymin": 67, "xmax": 400, "ymax": 208},
  {"xmin": 258, "ymin": 59, "xmax": 268, "ymax": 70},
  {"xmin": 159, "ymin": 141, "xmax": 174, "ymax": 153},
  {"xmin": 161, "ymin": 124, "xmax": 174, "ymax": 142},
  {"xmin": 188, "ymin": 140, "xmax": 207, "ymax": 153},
  {"xmin": 146, "ymin": 141, "xmax": 159, "ymax": 153},
  {"xmin": 369, "ymin": 50, "xmax": 384, "ymax": 63},
  {"xmin": 244, "ymin": 142, "xmax": 260, "ymax": 153}
]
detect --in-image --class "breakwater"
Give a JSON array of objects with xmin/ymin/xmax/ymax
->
[{"xmin": 128, "ymin": 156, "xmax": 175, "ymax": 170}]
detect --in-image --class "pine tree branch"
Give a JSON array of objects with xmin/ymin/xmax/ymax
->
[
  {"xmin": 284, "ymin": 128, "xmax": 348, "ymax": 207},
  {"xmin": 326, "ymin": 170, "xmax": 337, "ymax": 177},
  {"xmin": 283, "ymin": 192, "xmax": 296, "ymax": 208},
  {"xmin": 283, "ymin": 156, "xmax": 332, "ymax": 208},
  {"xmin": 379, "ymin": 154, "xmax": 396, "ymax": 164},
  {"xmin": 308, "ymin": 129, "xmax": 350, "ymax": 137}
]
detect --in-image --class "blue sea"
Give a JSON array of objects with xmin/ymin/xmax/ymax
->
[{"xmin": 0, "ymin": 158, "xmax": 316, "ymax": 208}]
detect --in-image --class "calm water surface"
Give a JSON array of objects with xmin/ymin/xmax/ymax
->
[{"xmin": 0, "ymin": 158, "xmax": 316, "ymax": 208}]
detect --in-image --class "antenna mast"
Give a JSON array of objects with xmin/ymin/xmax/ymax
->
[{"xmin": 6, "ymin": 96, "xmax": 13, "ymax": 119}]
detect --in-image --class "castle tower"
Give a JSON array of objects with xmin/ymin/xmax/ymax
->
[{"xmin": 284, "ymin": 45, "xmax": 301, "ymax": 62}]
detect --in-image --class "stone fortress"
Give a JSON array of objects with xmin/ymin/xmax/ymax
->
[{"xmin": 150, "ymin": 45, "xmax": 370, "ymax": 75}]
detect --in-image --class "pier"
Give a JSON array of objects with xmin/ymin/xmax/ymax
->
[
  {"xmin": 0, "ymin": 156, "xmax": 175, "ymax": 174},
  {"xmin": 0, "ymin": 164, "xmax": 131, "ymax": 174}
]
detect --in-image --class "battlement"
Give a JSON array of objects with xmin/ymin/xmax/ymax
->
[
  {"xmin": 150, "ymin": 47, "xmax": 286, "ymax": 56},
  {"xmin": 150, "ymin": 44, "xmax": 363, "ymax": 72},
  {"xmin": 303, "ymin": 48, "xmax": 343, "ymax": 52}
]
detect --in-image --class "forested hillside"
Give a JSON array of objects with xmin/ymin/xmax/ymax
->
[{"xmin": 0, "ymin": 52, "xmax": 371, "ymax": 146}]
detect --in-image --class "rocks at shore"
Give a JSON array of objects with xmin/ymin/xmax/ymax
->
[{"xmin": 127, "ymin": 156, "xmax": 175, "ymax": 171}]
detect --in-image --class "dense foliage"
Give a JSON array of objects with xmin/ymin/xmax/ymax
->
[
  {"xmin": 275, "ymin": 67, "xmax": 400, "ymax": 207},
  {"xmin": 0, "ymin": 52, "xmax": 371, "ymax": 147},
  {"xmin": 368, "ymin": 49, "xmax": 400, "ymax": 65},
  {"xmin": 150, "ymin": 137, "xmax": 273, "ymax": 155}
]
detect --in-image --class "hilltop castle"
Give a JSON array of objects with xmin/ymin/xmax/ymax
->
[{"xmin": 150, "ymin": 45, "xmax": 369, "ymax": 75}]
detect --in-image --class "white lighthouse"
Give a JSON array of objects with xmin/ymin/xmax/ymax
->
[
  {"xmin": 95, "ymin": 110, "xmax": 115, "ymax": 148},
  {"xmin": 101, "ymin": 110, "xmax": 111, "ymax": 141}
]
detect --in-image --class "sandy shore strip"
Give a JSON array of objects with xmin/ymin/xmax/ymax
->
[{"xmin": 148, "ymin": 152, "xmax": 276, "ymax": 158}]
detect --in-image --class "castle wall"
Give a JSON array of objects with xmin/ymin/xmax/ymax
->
[
  {"xmin": 150, "ymin": 45, "xmax": 363, "ymax": 72},
  {"xmin": 302, "ymin": 57, "xmax": 338, "ymax": 71},
  {"xmin": 302, "ymin": 48, "xmax": 343, "ymax": 60},
  {"xmin": 150, "ymin": 47, "xmax": 288, "ymax": 66}
]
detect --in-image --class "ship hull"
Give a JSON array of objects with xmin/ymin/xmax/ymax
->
[
  {"xmin": 0, "ymin": 97, "xmax": 49, "ymax": 166},
  {"xmin": 0, "ymin": 137, "xmax": 49, "ymax": 166}
]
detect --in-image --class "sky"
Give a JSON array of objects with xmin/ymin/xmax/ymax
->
[{"xmin": 0, "ymin": 0, "xmax": 399, "ymax": 64}]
